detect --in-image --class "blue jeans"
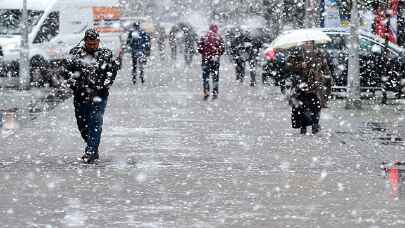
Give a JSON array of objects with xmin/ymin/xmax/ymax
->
[
  {"xmin": 74, "ymin": 96, "xmax": 108, "ymax": 154},
  {"xmin": 202, "ymin": 59, "xmax": 220, "ymax": 95}
]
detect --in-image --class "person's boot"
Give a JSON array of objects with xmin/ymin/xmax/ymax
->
[
  {"xmin": 312, "ymin": 124, "xmax": 320, "ymax": 134},
  {"xmin": 81, "ymin": 150, "xmax": 98, "ymax": 164},
  {"xmin": 212, "ymin": 91, "xmax": 218, "ymax": 99},
  {"xmin": 300, "ymin": 127, "xmax": 307, "ymax": 134},
  {"xmin": 203, "ymin": 89, "xmax": 209, "ymax": 100}
]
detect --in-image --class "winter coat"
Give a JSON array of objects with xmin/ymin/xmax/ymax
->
[
  {"xmin": 229, "ymin": 32, "xmax": 250, "ymax": 62},
  {"xmin": 61, "ymin": 46, "xmax": 119, "ymax": 101},
  {"xmin": 291, "ymin": 91, "xmax": 320, "ymax": 128},
  {"xmin": 197, "ymin": 28, "xmax": 225, "ymax": 61},
  {"xmin": 127, "ymin": 28, "xmax": 151, "ymax": 58},
  {"xmin": 244, "ymin": 33, "xmax": 263, "ymax": 62},
  {"xmin": 289, "ymin": 72, "xmax": 321, "ymax": 129},
  {"xmin": 229, "ymin": 31, "xmax": 261, "ymax": 62},
  {"xmin": 184, "ymin": 30, "xmax": 197, "ymax": 53},
  {"xmin": 287, "ymin": 48, "xmax": 331, "ymax": 96}
]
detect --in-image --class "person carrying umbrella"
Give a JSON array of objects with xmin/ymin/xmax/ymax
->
[{"xmin": 288, "ymin": 40, "xmax": 331, "ymax": 134}]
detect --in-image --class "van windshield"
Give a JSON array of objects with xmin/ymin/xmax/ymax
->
[{"xmin": 0, "ymin": 9, "xmax": 44, "ymax": 35}]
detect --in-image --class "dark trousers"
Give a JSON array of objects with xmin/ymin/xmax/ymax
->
[
  {"xmin": 247, "ymin": 58, "xmax": 257, "ymax": 85},
  {"xmin": 235, "ymin": 58, "xmax": 245, "ymax": 81},
  {"xmin": 74, "ymin": 96, "xmax": 108, "ymax": 154},
  {"xmin": 291, "ymin": 92, "xmax": 321, "ymax": 130},
  {"xmin": 202, "ymin": 59, "xmax": 220, "ymax": 95},
  {"xmin": 131, "ymin": 55, "xmax": 146, "ymax": 83},
  {"xmin": 235, "ymin": 58, "xmax": 256, "ymax": 84}
]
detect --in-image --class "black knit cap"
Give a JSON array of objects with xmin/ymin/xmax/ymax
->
[{"xmin": 84, "ymin": 28, "xmax": 100, "ymax": 40}]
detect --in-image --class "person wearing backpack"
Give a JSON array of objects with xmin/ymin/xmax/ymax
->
[
  {"xmin": 126, "ymin": 22, "xmax": 151, "ymax": 84},
  {"xmin": 197, "ymin": 24, "xmax": 225, "ymax": 100}
]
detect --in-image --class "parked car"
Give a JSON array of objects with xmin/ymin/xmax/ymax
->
[{"xmin": 262, "ymin": 28, "xmax": 405, "ymax": 97}]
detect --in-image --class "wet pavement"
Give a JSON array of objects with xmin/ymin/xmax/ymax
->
[
  {"xmin": 0, "ymin": 87, "xmax": 70, "ymax": 133},
  {"xmin": 1, "ymin": 55, "xmax": 405, "ymax": 227}
]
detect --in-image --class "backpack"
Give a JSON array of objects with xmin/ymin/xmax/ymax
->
[{"xmin": 198, "ymin": 32, "xmax": 224, "ymax": 57}]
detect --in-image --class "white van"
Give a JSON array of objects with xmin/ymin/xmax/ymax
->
[{"xmin": 0, "ymin": 0, "xmax": 122, "ymax": 87}]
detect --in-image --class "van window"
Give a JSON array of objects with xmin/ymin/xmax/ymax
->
[{"xmin": 33, "ymin": 11, "xmax": 59, "ymax": 44}]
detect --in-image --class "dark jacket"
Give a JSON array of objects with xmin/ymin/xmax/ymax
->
[
  {"xmin": 127, "ymin": 27, "xmax": 151, "ymax": 58},
  {"xmin": 244, "ymin": 33, "xmax": 263, "ymax": 61},
  {"xmin": 62, "ymin": 46, "xmax": 119, "ymax": 100},
  {"xmin": 229, "ymin": 30, "xmax": 261, "ymax": 62},
  {"xmin": 287, "ymin": 48, "xmax": 331, "ymax": 96},
  {"xmin": 197, "ymin": 25, "xmax": 225, "ymax": 61}
]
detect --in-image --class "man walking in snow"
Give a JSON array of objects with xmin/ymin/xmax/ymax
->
[
  {"xmin": 197, "ymin": 24, "xmax": 225, "ymax": 100},
  {"xmin": 230, "ymin": 28, "xmax": 259, "ymax": 85},
  {"xmin": 288, "ymin": 41, "xmax": 330, "ymax": 134},
  {"xmin": 126, "ymin": 22, "xmax": 151, "ymax": 84},
  {"xmin": 62, "ymin": 28, "xmax": 120, "ymax": 163}
]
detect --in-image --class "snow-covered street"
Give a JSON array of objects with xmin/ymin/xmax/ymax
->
[{"xmin": 1, "ymin": 54, "xmax": 405, "ymax": 227}]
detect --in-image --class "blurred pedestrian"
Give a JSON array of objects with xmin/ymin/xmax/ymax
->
[
  {"xmin": 230, "ymin": 28, "xmax": 259, "ymax": 86},
  {"xmin": 156, "ymin": 25, "xmax": 167, "ymax": 60},
  {"xmin": 262, "ymin": 48, "xmax": 288, "ymax": 93},
  {"xmin": 61, "ymin": 28, "xmax": 120, "ymax": 163},
  {"xmin": 183, "ymin": 26, "xmax": 197, "ymax": 65},
  {"xmin": 127, "ymin": 22, "xmax": 151, "ymax": 84},
  {"xmin": 244, "ymin": 31, "xmax": 263, "ymax": 86},
  {"xmin": 288, "ymin": 41, "xmax": 331, "ymax": 134},
  {"xmin": 197, "ymin": 24, "xmax": 225, "ymax": 100},
  {"xmin": 230, "ymin": 27, "xmax": 248, "ymax": 82}
]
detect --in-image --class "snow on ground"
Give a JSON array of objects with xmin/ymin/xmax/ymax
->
[{"xmin": 1, "ymin": 50, "xmax": 405, "ymax": 227}]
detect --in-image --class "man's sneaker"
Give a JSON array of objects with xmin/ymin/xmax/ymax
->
[
  {"xmin": 250, "ymin": 82, "xmax": 256, "ymax": 87},
  {"xmin": 312, "ymin": 125, "xmax": 320, "ymax": 134},
  {"xmin": 140, "ymin": 77, "xmax": 145, "ymax": 84},
  {"xmin": 300, "ymin": 127, "xmax": 307, "ymax": 134},
  {"xmin": 81, "ymin": 151, "xmax": 98, "ymax": 164}
]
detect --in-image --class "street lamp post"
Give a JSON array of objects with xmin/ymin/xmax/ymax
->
[
  {"xmin": 304, "ymin": 0, "xmax": 311, "ymax": 28},
  {"xmin": 19, "ymin": 0, "xmax": 30, "ymax": 90},
  {"xmin": 346, "ymin": 0, "xmax": 362, "ymax": 109}
]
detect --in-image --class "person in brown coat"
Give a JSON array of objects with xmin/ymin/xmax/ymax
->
[
  {"xmin": 303, "ymin": 41, "xmax": 332, "ymax": 108},
  {"xmin": 288, "ymin": 41, "xmax": 331, "ymax": 134}
]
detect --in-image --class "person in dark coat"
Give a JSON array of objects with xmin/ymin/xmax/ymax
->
[
  {"xmin": 244, "ymin": 31, "xmax": 263, "ymax": 86},
  {"xmin": 263, "ymin": 48, "xmax": 288, "ymax": 92},
  {"xmin": 288, "ymin": 41, "xmax": 328, "ymax": 134},
  {"xmin": 61, "ymin": 28, "xmax": 120, "ymax": 163},
  {"xmin": 230, "ymin": 28, "xmax": 248, "ymax": 82},
  {"xmin": 197, "ymin": 24, "xmax": 225, "ymax": 99},
  {"xmin": 156, "ymin": 25, "xmax": 167, "ymax": 60},
  {"xmin": 229, "ymin": 28, "xmax": 260, "ymax": 86},
  {"xmin": 127, "ymin": 22, "xmax": 151, "ymax": 84},
  {"xmin": 183, "ymin": 27, "xmax": 197, "ymax": 65}
]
